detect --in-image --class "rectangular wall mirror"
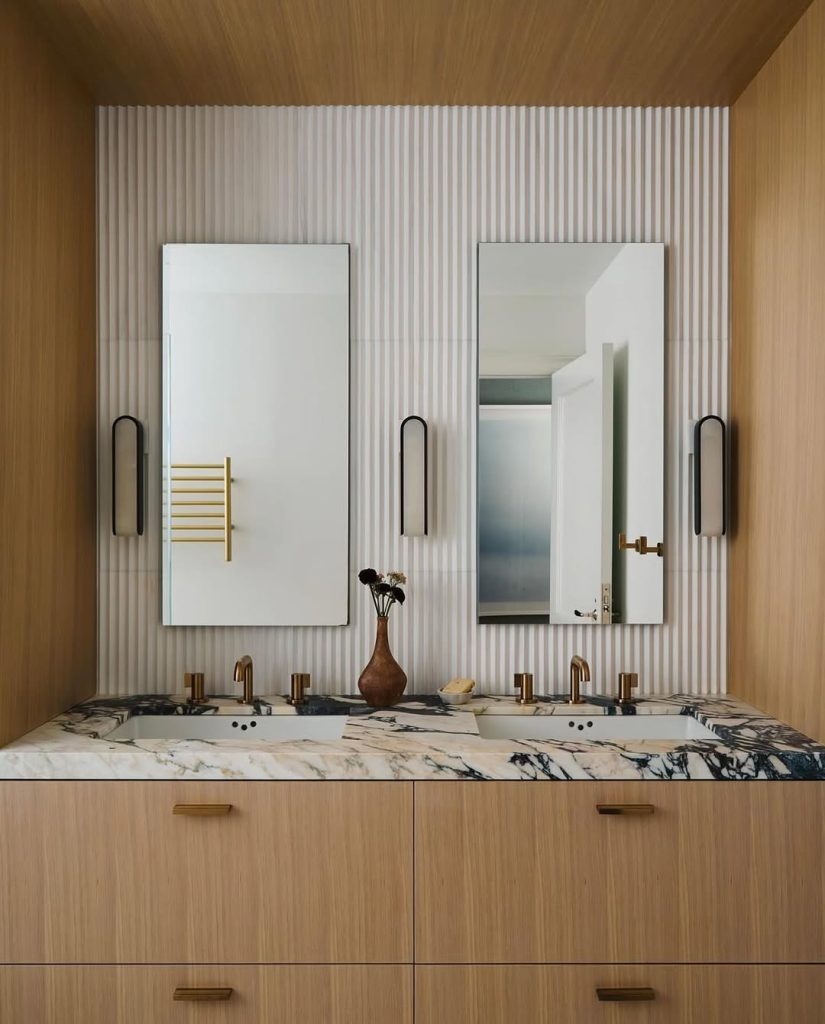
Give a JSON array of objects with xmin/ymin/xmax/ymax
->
[
  {"xmin": 477, "ymin": 242, "xmax": 664, "ymax": 625},
  {"xmin": 162, "ymin": 243, "xmax": 350, "ymax": 626}
]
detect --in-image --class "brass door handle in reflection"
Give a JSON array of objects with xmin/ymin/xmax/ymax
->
[{"xmin": 618, "ymin": 533, "xmax": 664, "ymax": 557}]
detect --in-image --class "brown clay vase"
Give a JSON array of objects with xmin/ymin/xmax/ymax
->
[{"xmin": 358, "ymin": 616, "xmax": 407, "ymax": 707}]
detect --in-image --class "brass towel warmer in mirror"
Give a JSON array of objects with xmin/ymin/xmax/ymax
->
[{"xmin": 168, "ymin": 457, "xmax": 233, "ymax": 561}]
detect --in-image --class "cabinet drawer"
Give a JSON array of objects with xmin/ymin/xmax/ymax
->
[
  {"xmin": 416, "ymin": 965, "xmax": 825, "ymax": 1023},
  {"xmin": 415, "ymin": 781, "xmax": 825, "ymax": 963},
  {"xmin": 0, "ymin": 781, "xmax": 412, "ymax": 963},
  {"xmin": 0, "ymin": 965, "xmax": 411, "ymax": 1023}
]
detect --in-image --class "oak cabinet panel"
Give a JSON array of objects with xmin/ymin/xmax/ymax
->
[
  {"xmin": 0, "ymin": 781, "xmax": 412, "ymax": 964},
  {"xmin": 414, "ymin": 781, "xmax": 825, "ymax": 963},
  {"xmin": 0, "ymin": 965, "xmax": 411, "ymax": 1024},
  {"xmin": 416, "ymin": 965, "xmax": 825, "ymax": 1024}
]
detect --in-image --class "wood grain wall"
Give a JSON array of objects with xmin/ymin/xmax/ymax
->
[
  {"xmin": 0, "ymin": 0, "xmax": 96, "ymax": 747},
  {"xmin": 730, "ymin": 0, "xmax": 825, "ymax": 740}
]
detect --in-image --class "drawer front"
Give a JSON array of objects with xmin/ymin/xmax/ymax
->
[
  {"xmin": 0, "ymin": 781, "xmax": 412, "ymax": 963},
  {"xmin": 415, "ymin": 781, "xmax": 825, "ymax": 963},
  {"xmin": 416, "ymin": 965, "xmax": 825, "ymax": 1023},
  {"xmin": 0, "ymin": 965, "xmax": 411, "ymax": 1023}
]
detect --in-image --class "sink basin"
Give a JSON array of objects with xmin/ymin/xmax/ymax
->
[
  {"xmin": 476, "ymin": 713, "xmax": 717, "ymax": 743},
  {"xmin": 106, "ymin": 715, "xmax": 346, "ymax": 742}
]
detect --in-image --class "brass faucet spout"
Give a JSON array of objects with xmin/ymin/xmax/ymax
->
[
  {"xmin": 569, "ymin": 656, "xmax": 591, "ymax": 705},
  {"xmin": 233, "ymin": 655, "xmax": 255, "ymax": 705}
]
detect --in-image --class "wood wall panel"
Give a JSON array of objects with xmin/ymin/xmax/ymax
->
[
  {"xmin": 25, "ymin": 0, "xmax": 812, "ymax": 107},
  {"xmin": 97, "ymin": 105, "xmax": 728, "ymax": 698},
  {"xmin": 0, "ymin": 0, "xmax": 96, "ymax": 747},
  {"xmin": 730, "ymin": 0, "xmax": 825, "ymax": 741}
]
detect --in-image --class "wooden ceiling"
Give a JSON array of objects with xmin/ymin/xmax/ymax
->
[{"xmin": 24, "ymin": 0, "xmax": 812, "ymax": 107}]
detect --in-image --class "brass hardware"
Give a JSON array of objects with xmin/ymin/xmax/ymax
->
[
  {"xmin": 233, "ymin": 654, "xmax": 255, "ymax": 705},
  {"xmin": 172, "ymin": 537, "xmax": 225, "ymax": 543},
  {"xmin": 185, "ymin": 671, "xmax": 206, "ymax": 704},
  {"xmin": 288, "ymin": 672, "xmax": 311, "ymax": 706},
  {"xmin": 619, "ymin": 533, "xmax": 664, "ymax": 557},
  {"xmin": 600, "ymin": 582, "xmax": 612, "ymax": 624},
  {"xmin": 514, "ymin": 672, "xmax": 535, "ymax": 705},
  {"xmin": 172, "ymin": 804, "xmax": 232, "ymax": 816},
  {"xmin": 224, "ymin": 456, "xmax": 232, "ymax": 562},
  {"xmin": 617, "ymin": 671, "xmax": 638, "ymax": 705},
  {"xmin": 171, "ymin": 524, "xmax": 224, "ymax": 530},
  {"xmin": 168, "ymin": 458, "xmax": 233, "ymax": 561},
  {"xmin": 173, "ymin": 988, "xmax": 234, "ymax": 1002},
  {"xmin": 596, "ymin": 803, "xmax": 655, "ymax": 816},
  {"xmin": 568, "ymin": 656, "xmax": 590, "ymax": 705},
  {"xmin": 596, "ymin": 987, "xmax": 655, "ymax": 1002}
]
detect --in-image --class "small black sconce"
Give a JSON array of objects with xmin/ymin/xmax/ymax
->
[{"xmin": 112, "ymin": 415, "xmax": 145, "ymax": 536}]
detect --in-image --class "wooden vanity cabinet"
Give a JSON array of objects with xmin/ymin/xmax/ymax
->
[
  {"xmin": 414, "ymin": 781, "xmax": 825, "ymax": 964},
  {"xmin": 0, "ymin": 965, "xmax": 412, "ymax": 1023},
  {"xmin": 0, "ymin": 781, "xmax": 412, "ymax": 964},
  {"xmin": 416, "ymin": 965, "xmax": 825, "ymax": 1024}
]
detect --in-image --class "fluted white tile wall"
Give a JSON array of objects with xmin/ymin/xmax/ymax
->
[{"xmin": 98, "ymin": 105, "xmax": 728, "ymax": 697}]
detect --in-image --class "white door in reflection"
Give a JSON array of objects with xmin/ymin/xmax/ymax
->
[
  {"xmin": 550, "ymin": 343, "xmax": 614, "ymax": 623},
  {"xmin": 478, "ymin": 405, "xmax": 552, "ymax": 623}
]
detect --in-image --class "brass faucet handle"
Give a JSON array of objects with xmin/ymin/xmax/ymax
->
[
  {"xmin": 288, "ymin": 672, "xmax": 311, "ymax": 706},
  {"xmin": 617, "ymin": 671, "xmax": 639, "ymax": 705},
  {"xmin": 185, "ymin": 671, "xmax": 206, "ymax": 704},
  {"xmin": 514, "ymin": 672, "xmax": 536, "ymax": 705}
]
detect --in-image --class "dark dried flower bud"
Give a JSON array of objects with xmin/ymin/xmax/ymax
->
[
  {"xmin": 391, "ymin": 587, "xmax": 405, "ymax": 604},
  {"xmin": 375, "ymin": 582, "xmax": 392, "ymax": 595},
  {"xmin": 358, "ymin": 568, "xmax": 379, "ymax": 585}
]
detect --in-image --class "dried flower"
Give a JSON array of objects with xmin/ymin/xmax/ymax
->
[{"xmin": 358, "ymin": 567, "xmax": 408, "ymax": 618}]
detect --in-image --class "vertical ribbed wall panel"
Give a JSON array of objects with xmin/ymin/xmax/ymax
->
[{"xmin": 98, "ymin": 105, "xmax": 728, "ymax": 697}]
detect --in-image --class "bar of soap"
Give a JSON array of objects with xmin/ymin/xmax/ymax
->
[{"xmin": 442, "ymin": 677, "xmax": 475, "ymax": 694}]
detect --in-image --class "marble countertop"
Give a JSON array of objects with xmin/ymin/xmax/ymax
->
[{"xmin": 1, "ymin": 691, "xmax": 824, "ymax": 781}]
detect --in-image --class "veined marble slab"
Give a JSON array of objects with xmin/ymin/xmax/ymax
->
[{"xmin": 0, "ymin": 693, "xmax": 823, "ymax": 781}]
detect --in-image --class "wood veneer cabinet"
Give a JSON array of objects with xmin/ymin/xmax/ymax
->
[
  {"xmin": 0, "ymin": 965, "xmax": 412, "ymax": 1024},
  {"xmin": 416, "ymin": 965, "xmax": 825, "ymax": 1024},
  {"xmin": 414, "ymin": 781, "xmax": 825, "ymax": 964},
  {"xmin": 0, "ymin": 781, "xmax": 412, "ymax": 964}
]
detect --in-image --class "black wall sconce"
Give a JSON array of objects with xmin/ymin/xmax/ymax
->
[
  {"xmin": 400, "ymin": 415, "xmax": 428, "ymax": 537},
  {"xmin": 112, "ymin": 415, "xmax": 145, "ymax": 536},
  {"xmin": 694, "ymin": 415, "xmax": 726, "ymax": 537}
]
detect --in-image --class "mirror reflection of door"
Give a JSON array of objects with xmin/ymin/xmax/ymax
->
[{"xmin": 477, "ymin": 243, "xmax": 664, "ymax": 626}]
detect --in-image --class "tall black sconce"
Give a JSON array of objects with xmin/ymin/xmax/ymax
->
[
  {"xmin": 112, "ymin": 415, "xmax": 145, "ymax": 536},
  {"xmin": 400, "ymin": 415, "xmax": 428, "ymax": 537}
]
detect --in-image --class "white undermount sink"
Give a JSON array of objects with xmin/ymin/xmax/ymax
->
[
  {"xmin": 106, "ymin": 715, "xmax": 346, "ymax": 742},
  {"xmin": 476, "ymin": 713, "xmax": 717, "ymax": 743}
]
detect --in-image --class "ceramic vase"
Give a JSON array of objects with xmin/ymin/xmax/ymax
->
[{"xmin": 358, "ymin": 616, "xmax": 407, "ymax": 707}]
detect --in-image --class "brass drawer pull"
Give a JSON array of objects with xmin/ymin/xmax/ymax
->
[
  {"xmin": 172, "ymin": 803, "xmax": 233, "ymax": 816},
  {"xmin": 596, "ymin": 803, "xmax": 655, "ymax": 816},
  {"xmin": 596, "ymin": 987, "xmax": 656, "ymax": 1002},
  {"xmin": 173, "ymin": 987, "xmax": 233, "ymax": 1002}
]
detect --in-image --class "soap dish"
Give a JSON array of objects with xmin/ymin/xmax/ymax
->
[{"xmin": 438, "ymin": 688, "xmax": 474, "ymax": 706}]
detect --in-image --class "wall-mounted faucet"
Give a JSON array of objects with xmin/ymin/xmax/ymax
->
[
  {"xmin": 569, "ymin": 656, "xmax": 591, "ymax": 705},
  {"xmin": 233, "ymin": 655, "xmax": 255, "ymax": 705}
]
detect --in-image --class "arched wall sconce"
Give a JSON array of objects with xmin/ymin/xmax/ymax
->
[
  {"xmin": 112, "ymin": 415, "xmax": 145, "ymax": 537},
  {"xmin": 400, "ymin": 415, "xmax": 428, "ymax": 537},
  {"xmin": 694, "ymin": 414, "xmax": 726, "ymax": 537}
]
